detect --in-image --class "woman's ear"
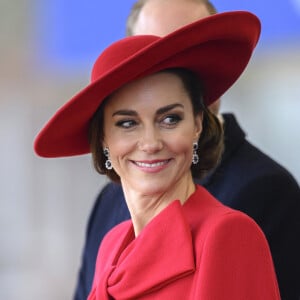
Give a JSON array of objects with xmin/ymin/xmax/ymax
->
[
  {"xmin": 102, "ymin": 138, "xmax": 107, "ymax": 150},
  {"xmin": 194, "ymin": 112, "xmax": 203, "ymax": 140}
]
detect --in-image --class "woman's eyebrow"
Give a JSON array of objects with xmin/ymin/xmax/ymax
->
[
  {"xmin": 112, "ymin": 103, "xmax": 184, "ymax": 117},
  {"xmin": 156, "ymin": 103, "xmax": 184, "ymax": 115},
  {"xmin": 112, "ymin": 110, "xmax": 137, "ymax": 117}
]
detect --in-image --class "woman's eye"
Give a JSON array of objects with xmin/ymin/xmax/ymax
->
[
  {"xmin": 162, "ymin": 115, "xmax": 182, "ymax": 126},
  {"xmin": 115, "ymin": 119, "xmax": 137, "ymax": 128}
]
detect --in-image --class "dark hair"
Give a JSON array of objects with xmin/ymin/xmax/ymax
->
[
  {"xmin": 88, "ymin": 68, "xmax": 223, "ymax": 182},
  {"xmin": 126, "ymin": 0, "xmax": 218, "ymax": 36}
]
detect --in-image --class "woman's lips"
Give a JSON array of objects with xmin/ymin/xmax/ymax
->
[{"xmin": 132, "ymin": 159, "xmax": 171, "ymax": 173}]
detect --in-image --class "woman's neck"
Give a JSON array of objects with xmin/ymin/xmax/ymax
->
[{"xmin": 122, "ymin": 175, "xmax": 196, "ymax": 236}]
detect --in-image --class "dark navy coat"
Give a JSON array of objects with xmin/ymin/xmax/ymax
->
[{"xmin": 74, "ymin": 114, "xmax": 300, "ymax": 300}]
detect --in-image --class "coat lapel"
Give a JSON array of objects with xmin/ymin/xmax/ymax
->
[{"xmin": 106, "ymin": 200, "xmax": 196, "ymax": 299}]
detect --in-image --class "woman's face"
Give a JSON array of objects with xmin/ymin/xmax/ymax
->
[{"xmin": 103, "ymin": 72, "xmax": 202, "ymax": 196}]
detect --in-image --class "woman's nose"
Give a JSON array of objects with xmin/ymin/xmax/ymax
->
[{"xmin": 138, "ymin": 128, "xmax": 163, "ymax": 153}]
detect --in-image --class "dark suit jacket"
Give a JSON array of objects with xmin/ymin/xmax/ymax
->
[{"xmin": 74, "ymin": 113, "xmax": 300, "ymax": 300}]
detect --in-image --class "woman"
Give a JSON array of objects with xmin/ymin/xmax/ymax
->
[{"xmin": 34, "ymin": 12, "xmax": 280, "ymax": 299}]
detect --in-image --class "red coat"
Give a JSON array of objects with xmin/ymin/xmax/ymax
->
[{"xmin": 88, "ymin": 185, "xmax": 280, "ymax": 299}]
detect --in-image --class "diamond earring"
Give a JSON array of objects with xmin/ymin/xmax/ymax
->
[
  {"xmin": 103, "ymin": 147, "xmax": 113, "ymax": 170},
  {"xmin": 192, "ymin": 142, "xmax": 199, "ymax": 165}
]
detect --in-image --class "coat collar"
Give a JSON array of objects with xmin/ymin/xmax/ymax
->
[{"xmin": 91, "ymin": 198, "xmax": 196, "ymax": 299}]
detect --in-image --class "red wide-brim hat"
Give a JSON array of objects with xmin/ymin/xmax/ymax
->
[{"xmin": 34, "ymin": 11, "xmax": 260, "ymax": 158}]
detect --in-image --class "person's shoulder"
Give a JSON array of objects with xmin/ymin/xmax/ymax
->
[
  {"xmin": 213, "ymin": 208, "xmax": 263, "ymax": 236},
  {"xmin": 231, "ymin": 140, "xmax": 300, "ymax": 199},
  {"xmin": 230, "ymin": 138, "xmax": 291, "ymax": 177},
  {"xmin": 85, "ymin": 181, "xmax": 127, "ymax": 234},
  {"xmin": 104, "ymin": 219, "xmax": 131, "ymax": 240},
  {"xmin": 98, "ymin": 181, "xmax": 123, "ymax": 199},
  {"xmin": 221, "ymin": 114, "xmax": 299, "ymax": 189},
  {"xmin": 196, "ymin": 185, "xmax": 261, "ymax": 223},
  {"xmin": 195, "ymin": 200, "xmax": 267, "ymax": 249},
  {"xmin": 91, "ymin": 182, "xmax": 123, "ymax": 213},
  {"xmin": 192, "ymin": 186, "xmax": 261, "ymax": 234},
  {"xmin": 99, "ymin": 219, "xmax": 132, "ymax": 254},
  {"xmin": 243, "ymin": 141, "xmax": 295, "ymax": 179}
]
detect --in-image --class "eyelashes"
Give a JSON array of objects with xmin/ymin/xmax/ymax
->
[
  {"xmin": 163, "ymin": 114, "xmax": 182, "ymax": 126},
  {"xmin": 114, "ymin": 114, "xmax": 183, "ymax": 130},
  {"xmin": 115, "ymin": 119, "xmax": 137, "ymax": 128}
]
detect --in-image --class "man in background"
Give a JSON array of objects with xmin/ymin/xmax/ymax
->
[{"xmin": 74, "ymin": 1, "xmax": 300, "ymax": 299}]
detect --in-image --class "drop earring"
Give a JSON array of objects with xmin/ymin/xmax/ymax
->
[
  {"xmin": 192, "ymin": 142, "xmax": 199, "ymax": 165},
  {"xmin": 103, "ymin": 147, "xmax": 113, "ymax": 170}
]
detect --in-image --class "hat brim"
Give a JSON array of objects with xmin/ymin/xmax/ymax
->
[{"xmin": 34, "ymin": 11, "xmax": 260, "ymax": 158}]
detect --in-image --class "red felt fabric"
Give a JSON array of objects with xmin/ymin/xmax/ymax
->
[
  {"xmin": 88, "ymin": 185, "xmax": 280, "ymax": 299},
  {"xmin": 34, "ymin": 11, "xmax": 260, "ymax": 158}
]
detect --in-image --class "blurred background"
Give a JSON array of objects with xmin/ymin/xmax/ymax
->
[{"xmin": 0, "ymin": 0, "xmax": 299, "ymax": 299}]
